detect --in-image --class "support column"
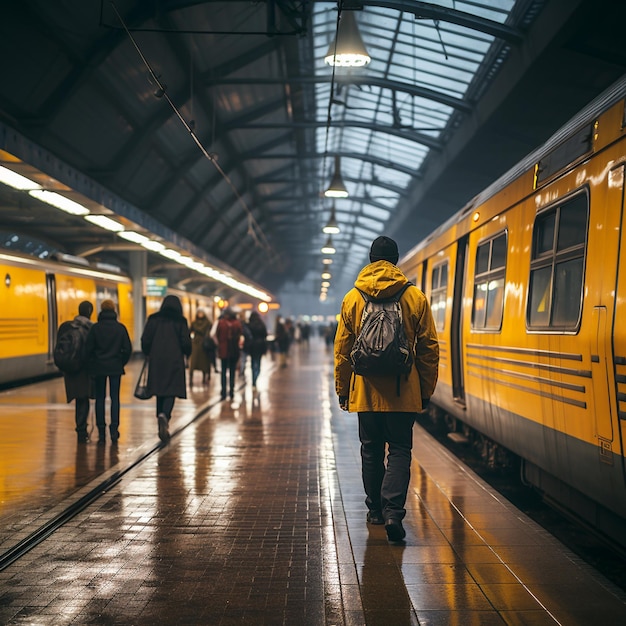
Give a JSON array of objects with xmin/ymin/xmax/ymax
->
[{"xmin": 129, "ymin": 250, "xmax": 147, "ymax": 352}]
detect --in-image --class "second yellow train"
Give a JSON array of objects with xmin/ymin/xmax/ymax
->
[{"xmin": 0, "ymin": 250, "xmax": 217, "ymax": 386}]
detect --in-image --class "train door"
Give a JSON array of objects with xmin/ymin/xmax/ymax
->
[
  {"xmin": 450, "ymin": 235, "xmax": 468, "ymax": 404},
  {"xmin": 46, "ymin": 273, "xmax": 57, "ymax": 360},
  {"xmin": 608, "ymin": 164, "xmax": 626, "ymax": 476}
]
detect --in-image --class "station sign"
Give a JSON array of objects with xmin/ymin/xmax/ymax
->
[{"xmin": 145, "ymin": 277, "xmax": 168, "ymax": 296}]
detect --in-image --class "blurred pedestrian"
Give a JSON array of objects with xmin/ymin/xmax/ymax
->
[
  {"xmin": 55, "ymin": 300, "xmax": 94, "ymax": 443},
  {"xmin": 85, "ymin": 299, "xmax": 132, "ymax": 444},
  {"xmin": 189, "ymin": 308, "xmax": 212, "ymax": 386},
  {"xmin": 238, "ymin": 311, "xmax": 252, "ymax": 382},
  {"xmin": 215, "ymin": 308, "xmax": 243, "ymax": 400},
  {"xmin": 246, "ymin": 311, "xmax": 268, "ymax": 389},
  {"xmin": 274, "ymin": 317, "xmax": 289, "ymax": 368},
  {"xmin": 334, "ymin": 236, "xmax": 439, "ymax": 542},
  {"xmin": 141, "ymin": 295, "xmax": 192, "ymax": 443}
]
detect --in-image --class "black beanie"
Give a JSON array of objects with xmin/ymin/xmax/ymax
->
[
  {"xmin": 78, "ymin": 301, "xmax": 93, "ymax": 318},
  {"xmin": 369, "ymin": 236, "xmax": 399, "ymax": 264}
]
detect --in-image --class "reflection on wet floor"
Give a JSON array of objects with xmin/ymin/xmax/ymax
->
[{"xmin": 1, "ymin": 340, "xmax": 626, "ymax": 624}]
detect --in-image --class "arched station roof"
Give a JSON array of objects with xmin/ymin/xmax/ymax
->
[{"xmin": 0, "ymin": 0, "xmax": 624, "ymax": 307}]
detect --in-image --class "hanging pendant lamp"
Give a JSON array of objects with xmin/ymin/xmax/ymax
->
[
  {"xmin": 321, "ymin": 236, "xmax": 336, "ymax": 254},
  {"xmin": 323, "ymin": 202, "xmax": 340, "ymax": 234},
  {"xmin": 325, "ymin": 156, "xmax": 349, "ymax": 198},
  {"xmin": 324, "ymin": 10, "xmax": 371, "ymax": 68}
]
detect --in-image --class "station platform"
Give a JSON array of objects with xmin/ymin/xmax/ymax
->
[{"xmin": 1, "ymin": 339, "xmax": 625, "ymax": 625}]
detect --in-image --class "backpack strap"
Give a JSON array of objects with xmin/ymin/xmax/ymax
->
[{"xmin": 391, "ymin": 282, "xmax": 413, "ymax": 303}]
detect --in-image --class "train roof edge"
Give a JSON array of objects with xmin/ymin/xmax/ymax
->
[{"xmin": 401, "ymin": 72, "xmax": 626, "ymax": 263}]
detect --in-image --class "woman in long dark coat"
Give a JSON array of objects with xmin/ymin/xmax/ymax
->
[
  {"xmin": 141, "ymin": 295, "xmax": 192, "ymax": 443},
  {"xmin": 246, "ymin": 311, "xmax": 267, "ymax": 389}
]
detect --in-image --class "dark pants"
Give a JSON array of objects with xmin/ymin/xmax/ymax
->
[
  {"xmin": 94, "ymin": 375, "xmax": 121, "ymax": 438},
  {"xmin": 250, "ymin": 355, "xmax": 262, "ymax": 386},
  {"xmin": 75, "ymin": 397, "xmax": 89, "ymax": 434},
  {"xmin": 220, "ymin": 357, "xmax": 237, "ymax": 398},
  {"xmin": 358, "ymin": 411, "xmax": 415, "ymax": 521},
  {"xmin": 156, "ymin": 396, "xmax": 175, "ymax": 420}
]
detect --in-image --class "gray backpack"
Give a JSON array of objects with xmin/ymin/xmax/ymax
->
[{"xmin": 350, "ymin": 283, "xmax": 413, "ymax": 378}]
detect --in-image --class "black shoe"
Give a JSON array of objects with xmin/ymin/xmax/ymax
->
[
  {"xmin": 366, "ymin": 510, "xmax": 384, "ymax": 525},
  {"xmin": 77, "ymin": 432, "xmax": 89, "ymax": 444},
  {"xmin": 157, "ymin": 413, "xmax": 170, "ymax": 443},
  {"xmin": 385, "ymin": 519, "xmax": 406, "ymax": 542}
]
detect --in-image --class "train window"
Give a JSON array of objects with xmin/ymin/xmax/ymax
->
[
  {"xmin": 557, "ymin": 195, "xmax": 587, "ymax": 251},
  {"xmin": 476, "ymin": 244, "xmax": 489, "ymax": 274},
  {"xmin": 430, "ymin": 261, "xmax": 448, "ymax": 332},
  {"xmin": 491, "ymin": 235, "xmax": 507, "ymax": 269},
  {"xmin": 552, "ymin": 258, "xmax": 584, "ymax": 326},
  {"xmin": 534, "ymin": 212, "xmax": 556, "ymax": 257},
  {"xmin": 528, "ymin": 193, "xmax": 588, "ymax": 330},
  {"xmin": 535, "ymin": 123, "xmax": 593, "ymax": 185},
  {"xmin": 528, "ymin": 266, "xmax": 551, "ymax": 326},
  {"xmin": 471, "ymin": 231, "xmax": 507, "ymax": 331}
]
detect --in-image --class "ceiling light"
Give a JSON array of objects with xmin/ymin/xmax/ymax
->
[
  {"xmin": 325, "ymin": 156, "xmax": 348, "ymax": 198},
  {"xmin": 321, "ymin": 271, "xmax": 332, "ymax": 280},
  {"xmin": 118, "ymin": 231, "xmax": 150, "ymax": 244},
  {"xmin": 84, "ymin": 214, "xmax": 125, "ymax": 232},
  {"xmin": 321, "ymin": 280, "xmax": 330, "ymax": 287},
  {"xmin": 324, "ymin": 10, "xmax": 371, "ymax": 68},
  {"xmin": 323, "ymin": 202, "xmax": 340, "ymax": 234},
  {"xmin": 141, "ymin": 240, "xmax": 166, "ymax": 252},
  {"xmin": 29, "ymin": 189, "xmax": 89, "ymax": 216},
  {"xmin": 321, "ymin": 236, "xmax": 336, "ymax": 254},
  {"xmin": 159, "ymin": 248, "xmax": 182, "ymax": 260},
  {"xmin": 322, "ymin": 257, "xmax": 333, "ymax": 265},
  {"xmin": 0, "ymin": 165, "xmax": 41, "ymax": 190}
]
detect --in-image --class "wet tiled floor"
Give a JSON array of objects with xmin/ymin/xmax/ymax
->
[{"xmin": 1, "ymin": 340, "xmax": 625, "ymax": 624}]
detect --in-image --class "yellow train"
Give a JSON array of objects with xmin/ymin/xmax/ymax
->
[
  {"xmin": 0, "ymin": 251, "xmax": 217, "ymax": 386},
  {"xmin": 400, "ymin": 75, "xmax": 626, "ymax": 550}
]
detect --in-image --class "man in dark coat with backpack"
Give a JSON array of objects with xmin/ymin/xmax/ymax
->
[
  {"xmin": 55, "ymin": 300, "xmax": 94, "ymax": 443},
  {"xmin": 334, "ymin": 236, "xmax": 439, "ymax": 543}
]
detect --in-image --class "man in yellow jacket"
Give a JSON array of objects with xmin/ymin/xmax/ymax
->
[{"xmin": 334, "ymin": 236, "xmax": 439, "ymax": 542}]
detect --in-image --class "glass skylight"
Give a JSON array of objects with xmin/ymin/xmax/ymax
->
[{"xmin": 312, "ymin": 0, "xmax": 522, "ymax": 294}]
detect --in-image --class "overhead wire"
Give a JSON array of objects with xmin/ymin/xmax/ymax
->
[{"xmin": 109, "ymin": 2, "xmax": 278, "ymax": 265}]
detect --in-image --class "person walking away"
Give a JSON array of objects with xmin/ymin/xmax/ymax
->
[
  {"xmin": 334, "ymin": 236, "xmax": 439, "ymax": 542},
  {"xmin": 238, "ymin": 311, "xmax": 252, "ymax": 382},
  {"xmin": 54, "ymin": 300, "xmax": 94, "ymax": 443},
  {"xmin": 85, "ymin": 299, "xmax": 132, "ymax": 444},
  {"xmin": 189, "ymin": 308, "xmax": 212, "ymax": 387},
  {"xmin": 141, "ymin": 295, "xmax": 192, "ymax": 443},
  {"xmin": 215, "ymin": 308, "xmax": 243, "ymax": 400},
  {"xmin": 274, "ymin": 317, "xmax": 289, "ymax": 368},
  {"xmin": 247, "ymin": 311, "xmax": 268, "ymax": 389}
]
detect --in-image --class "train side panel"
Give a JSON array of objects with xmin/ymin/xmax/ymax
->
[
  {"xmin": 55, "ymin": 275, "xmax": 97, "ymax": 328},
  {"xmin": 0, "ymin": 260, "xmax": 49, "ymax": 382},
  {"xmin": 116, "ymin": 281, "xmax": 135, "ymax": 343},
  {"xmin": 428, "ymin": 245, "xmax": 458, "ymax": 408},
  {"xmin": 401, "ymin": 94, "xmax": 626, "ymax": 547}
]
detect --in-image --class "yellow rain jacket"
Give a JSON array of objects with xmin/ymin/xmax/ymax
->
[{"xmin": 334, "ymin": 260, "xmax": 439, "ymax": 412}]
